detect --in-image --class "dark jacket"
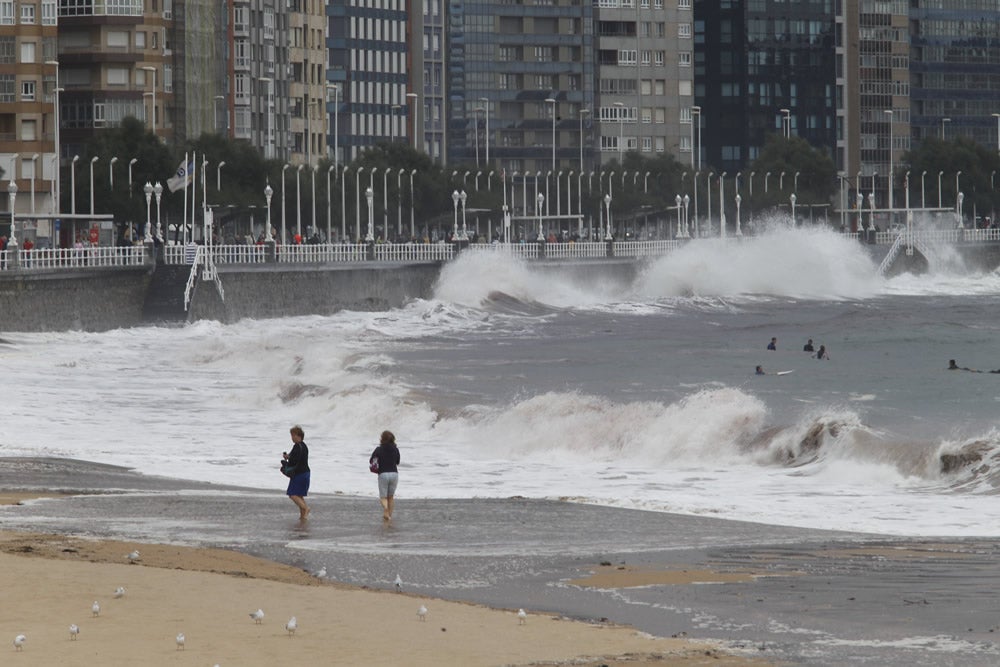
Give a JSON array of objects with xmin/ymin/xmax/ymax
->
[
  {"xmin": 370, "ymin": 444, "xmax": 400, "ymax": 474},
  {"xmin": 285, "ymin": 441, "xmax": 310, "ymax": 477}
]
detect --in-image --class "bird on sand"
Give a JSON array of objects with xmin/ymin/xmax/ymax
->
[
  {"xmin": 113, "ymin": 586, "xmax": 126, "ymax": 599},
  {"xmin": 517, "ymin": 608, "xmax": 527, "ymax": 625},
  {"xmin": 126, "ymin": 550, "xmax": 140, "ymax": 563},
  {"xmin": 69, "ymin": 624, "xmax": 80, "ymax": 640},
  {"xmin": 175, "ymin": 632, "xmax": 185, "ymax": 650},
  {"xmin": 13, "ymin": 634, "xmax": 26, "ymax": 651},
  {"xmin": 315, "ymin": 565, "xmax": 327, "ymax": 579},
  {"xmin": 417, "ymin": 605, "xmax": 428, "ymax": 621},
  {"xmin": 249, "ymin": 608, "xmax": 264, "ymax": 624},
  {"xmin": 285, "ymin": 617, "xmax": 297, "ymax": 636},
  {"xmin": 394, "ymin": 574, "xmax": 403, "ymax": 592},
  {"xmin": 91, "ymin": 601, "xmax": 101, "ymax": 617}
]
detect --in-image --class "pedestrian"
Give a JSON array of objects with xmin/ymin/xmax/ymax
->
[
  {"xmin": 369, "ymin": 430, "xmax": 400, "ymax": 522},
  {"xmin": 281, "ymin": 425, "xmax": 311, "ymax": 520}
]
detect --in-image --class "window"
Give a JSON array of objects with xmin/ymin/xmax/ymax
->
[
  {"xmin": 641, "ymin": 51, "xmax": 650, "ymax": 66},
  {"xmin": 654, "ymin": 51, "xmax": 664, "ymax": 66},
  {"xmin": 135, "ymin": 31, "xmax": 145, "ymax": 48},
  {"xmin": 618, "ymin": 49, "xmax": 636, "ymax": 65},
  {"xmin": 21, "ymin": 118, "xmax": 37, "ymax": 140},
  {"xmin": 20, "ymin": 3, "xmax": 34, "ymax": 23},
  {"xmin": 107, "ymin": 67, "xmax": 128, "ymax": 85},
  {"xmin": 678, "ymin": 23, "xmax": 691, "ymax": 38},
  {"xmin": 641, "ymin": 107, "xmax": 651, "ymax": 123},
  {"xmin": 0, "ymin": 0, "xmax": 12, "ymax": 24},
  {"xmin": 680, "ymin": 107, "xmax": 691, "ymax": 123},
  {"xmin": 0, "ymin": 73, "xmax": 13, "ymax": 101},
  {"xmin": 679, "ymin": 51, "xmax": 691, "ymax": 66},
  {"xmin": 107, "ymin": 30, "xmax": 128, "ymax": 48},
  {"xmin": 678, "ymin": 80, "xmax": 692, "ymax": 96},
  {"xmin": 534, "ymin": 46, "xmax": 553, "ymax": 62},
  {"xmin": 21, "ymin": 79, "xmax": 35, "ymax": 101},
  {"xmin": 20, "ymin": 40, "xmax": 35, "ymax": 63},
  {"xmin": 641, "ymin": 137, "xmax": 652, "ymax": 152},
  {"xmin": 678, "ymin": 0, "xmax": 690, "ymax": 6},
  {"xmin": 0, "ymin": 36, "xmax": 12, "ymax": 63}
]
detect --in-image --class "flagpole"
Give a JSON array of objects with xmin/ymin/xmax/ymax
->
[
  {"xmin": 191, "ymin": 156, "xmax": 197, "ymax": 242},
  {"xmin": 182, "ymin": 152, "xmax": 189, "ymax": 245}
]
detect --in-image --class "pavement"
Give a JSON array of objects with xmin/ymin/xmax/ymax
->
[{"xmin": 2, "ymin": 457, "xmax": 999, "ymax": 665}]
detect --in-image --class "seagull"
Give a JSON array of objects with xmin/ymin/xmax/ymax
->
[
  {"xmin": 91, "ymin": 601, "xmax": 101, "ymax": 617},
  {"xmin": 249, "ymin": 608, "xmax": 264, "ymax": 624},
  {"xmin": 394, "ymin": 574, "xmax": 403, "ymax": 592},
  {"xmin": 417, "ymin": 605, "xmax": 428, "ymax": 622},
  {"xmin": 127, "ymin": 550, "xmax": 140, "ymax": 563},
  {"xmin": 69, "ymin": 624, "xmax": 79, "ymax": 640},
  {"xmin": 175, "ymin": 632, "xmax": 185, "ymax": 650},
  {"xmin": 315, "ymin": 565, "xmax": 327, "ymax": 579},
  {"xmin": 285, "ymin": 616, "xmax": 297, "ymax": 637},
  {"xmin": 517, "ymin": 608, "xmax": 527, "ymax": 625},
  {"xmin": 113, "ymin": 586, "xmax": 126, "ymax": 599},
  {"xmin": 13, "ymin": 634, "xmax": 25, "ymax": 651}
]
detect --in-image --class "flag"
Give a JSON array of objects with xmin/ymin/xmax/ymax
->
[{"xmin": 167, "ymin": 158, "xmax": 194, "ymax": 192}]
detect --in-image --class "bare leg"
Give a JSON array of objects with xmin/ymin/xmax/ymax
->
[
  {"xmin": 380, "ymin": 497, "xmax": 390, "ymax": 521},
  {"xmin": 386, "ymin": 496, "xmax": 394, "ymax": 520},
  {"xmin": 290, "ymin": 495, "xmax": 310, "ymax": 520}
]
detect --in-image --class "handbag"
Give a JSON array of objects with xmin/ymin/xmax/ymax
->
[
  {"xmin": 281, "ymin": 460, "xmax": 296, "ymax": 478},
  {"xmin": 369, "ymin": 457, "xmax": 379, "ymax": 474}
]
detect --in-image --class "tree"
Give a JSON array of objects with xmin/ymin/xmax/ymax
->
[
  {"xmin": 902, "ymin": 137, "xmax": 1000, "ymax": 223},
  {"xmin": 746, "ymin": 135, "xmax": 837, "ymax": 218}
]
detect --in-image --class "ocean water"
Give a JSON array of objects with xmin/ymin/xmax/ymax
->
[{"xmin": 2, "ymin": 225, "xmax": 1000, "ymax": 537}]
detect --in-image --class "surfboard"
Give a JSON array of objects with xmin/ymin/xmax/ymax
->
[{"xmin": 775, "ymin": 370, "xmax": 795, "ymax": 376}]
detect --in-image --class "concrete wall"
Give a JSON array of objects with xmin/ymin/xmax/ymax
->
[{"xmin": 0, "ymin": 268, "xmax": 152, "ymax": 332}]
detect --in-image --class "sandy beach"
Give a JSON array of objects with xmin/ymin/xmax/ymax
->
[{"xmin": 0, "ymin": 494, "xmax": 764, "ymax": 666}]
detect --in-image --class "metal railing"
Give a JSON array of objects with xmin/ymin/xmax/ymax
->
[
  {"xmin": 374, "ymin": 243, "xmax": 454, "ymax": 262},
  {"xmin": 545, "ymin": 242, "xmax": 607, "ymax": 259},
  {"xmin": 278, "ymin": 243, "xmax": 368, "ymax": 263},
  {"xmin": 3, "ymin": 246, "xmax": 145, "ymax": 270}
]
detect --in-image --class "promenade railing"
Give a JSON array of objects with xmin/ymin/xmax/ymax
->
[{"xmin": 0, "ymin": 246, "xmax": 145, "ymax": 270}]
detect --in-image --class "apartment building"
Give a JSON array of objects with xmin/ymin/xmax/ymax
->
[{"xmin": 1, "ymin": 0, "xmax": 58, "ymax": 217}]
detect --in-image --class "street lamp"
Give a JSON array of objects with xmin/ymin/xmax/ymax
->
[
  {"xmin": 108, "ymin": 156, "xmax": 117, "ymax": 191},
  {"xmin": 128, "ymin": 158, "xmax": 137, "ymax": 198},
  {"xmin": 885, "ymin": 109, "xmax": 894, "ymax": 212},
  {"xmin": 692, "ymin": 106, "xmax": 702, "ymax": 170},
  {"xmin": 71, "ymin": 156, "xmax": 79, "ymax": 214},
  {"xmin": 89, "ymin": 156, "xmax": 98, "ymax": 216},
  {"xmin": 478, "ymin": 97, "xmax": 490, "ymax": 165},
  {"xmin": 397, "ymin": 168, "xmax": 404, "ymax": 238},
  {"xmin": 779, "ymin": 108, "xmax": 791, "ymax": 139},
  {"xmin": 143, "ymin": 181, "xmax": 153, "ymax": 242},
  {"xmin": 682, "ymin": 194, "xmax": 690, "ymax": 238},
  {"xmin": 264, "ymin": 183, "xmax": 274, "ymax": 241},
  {"xmin": 675, "ymin": 194, "xmax": 682, "ymax": 238},
  {"xmin": 938, "ymin": 170, "xmax": 944, "ymax": 208},
  {"xmin": 365, "ymin": 186, "xmax": 374, "ymax": 242},
  {"xmin": 921, "ymin": 170, "xmax": 927, "ymax": 209},
  {"xmin": 281, "ymin": 163, "xmax": 290, "ymax": 244},
  {"xmin": 406, "ymin": 92, "xmax": 419, "ymax": 152},
  {"xmin": 140, "ymin": 66, "xmax": 157, "ymax": 134},
  {"xmin": 689, "ymin": 105, "xmax": 700, "ymax": 169},
  {"xmin": 536, "ymin": 192, "xmax": 545, "ymax": 241},
  {"xmin": 940, "ymin": 117, "xmax": 950, "ymax": 140},
  {"xmin": 7, "ymin": 179, "xmax": 17, "ymax": 247},
  {"xmin": 214, "ymin": 95, "xmax": 228, "ymax": 135},
  {"xmin": 29, "ymin": 153, "xmax": 38, "ymax": 214},
  {"xmin": 45, "ymin": 60, "xmax": 61, "ymax": 216},
  {"xmin": 153, "ymin": 181, "xmax": 163, "ymax": 241},
  {"xmin": 383, "ymin": 166, "xmax": 391, "ymax": 240},
  {"xmin": 956, "ymin": 191, "xmax": 964, "ymax": 229},
  {"xmin": 217, "ymin": 161, "xmax": 226, "ymax": 191},
  {"xmin": 790, "ymin": 193, "xmax": 796, "ymax": 223},
  {"xmin": 451, "ymin": 190, "xmax": 460, "ymax": 241},
  {"xmin": 460, "ymin": 190, "xmax": 468, "ymax": 240},
  {"xmin": 735, "ymin": 193, "xmax": 742, "ymax": 236},
  {"xmin": 868, "ymin": 191, "xmax": 875, "ymax": 232},
  {"xmin": 296, "ymin": 164, "xmax": 304, "ymax": 240},
  {"xmin": 613, "ymin": 102, "xmax": 625, "ymax": 164},
  {"xmin": 603, "ymin": 193, "xmax": 612, "ymax": 240},
  {"xmin": 578, "ymin": 108, "xmax": 590, "ymax": 173},
  {"xmin": 409, "ymin": 169, "xmax": 417, "ymax": 238},
  {"xmin": 545, "ymin": 98, "xmax": 556, "ymax": 172},
  {"xmin": 956, "ymin": 170, "xmax": 962, "ymax": 197},
  {"xmin": 794, "ymin": 171, "xmax": 800, "ymax": 194},
  {"xmin": 327, "ymin": 165, "xmax": 335, "ymax": 242}
]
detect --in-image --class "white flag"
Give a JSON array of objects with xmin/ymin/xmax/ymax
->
[{"xmin": 167, "ymin": 159, "xmax": 193, "ymax": 192}]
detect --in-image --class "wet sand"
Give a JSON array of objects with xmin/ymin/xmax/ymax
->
[{"xmin": 2, "ymin": 458, "xmax": 1000, "ymax": 665}]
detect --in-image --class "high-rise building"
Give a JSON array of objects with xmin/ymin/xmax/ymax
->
[
  {"xmin": 416, "ymin": 0, "xmax": 445, "ymax": 163},
  {"xmin": 1, "ymin": 0, "xmax": 59, "ymax": 217}
]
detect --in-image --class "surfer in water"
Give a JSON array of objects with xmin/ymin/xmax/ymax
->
[
  {"xmin": 803, "ymin": 339, "xmax": 814, "ymax": 352},
  {"xmin": 756, "ymin": 365, "xmax": 766, "ymax": 375},
  {"xmin": 948, "ymin": 359, "xmax": 985, "ymax": 373},
  {"xmin": 767, "ymin": 337, "xmax": 777, "ymax": 351},
  {"xmin": 815, "ymin": 345, "xmax": 829, "ymax": 360}
]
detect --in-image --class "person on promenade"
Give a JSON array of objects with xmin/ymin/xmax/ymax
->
[
  {"xmin": 369, "ymin": 430, "xmax": 400, "ymax": 522},
  {"xmin": 767, "ymin": 337, "xmax": 777, "ymax": 351},
  {"xmin": 815, "ymin": 345, "xmax": 829, "ymax": 360},
  {"xmin": 281, "ymin": 425, "xmax": 311, "ymax": 520},
  {"xmin": 803, "ymin": 339, "xmax": 814, "ymax": 352}
]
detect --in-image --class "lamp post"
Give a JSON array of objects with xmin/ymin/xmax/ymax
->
[
  {"xmin": 397, "ymin": 168, "xmax": 404, "ymax": 238},
  {"xmin": 940, "ymin": 117, "xmax": 950, "ymax": 140},
  {"xmin": 545, "ymin": 98, "xmax": 556, "ymax": 172},
  {"xmin": 765, "ymin": 171, "xmax": 771, "ymax": 193},
  {"xmin": 45, "ymin": 60, "xmax": 61, "ymax": 216},
  {"xmin": 938, "ymin": 170, "xmax": 944, "ymax": 208},
  {"xmin": 603, "ymin": 193, "xmax": 612, "ymax": 240},
  {"xmin": 578, "ymin": 108, "xmax": 590, "ymax": 174},
  {"xmin": 613, "ymin": 102, "xmax": 625, "ymax": 164},
  {"xmin": 794, "ymin": 171, "xmax": 800, "ymax": 194},
  {"xmin": 383, "ymin": 166, "xmax": 391, "ymax": 241},
  {"xmin": 868, "ymin": 192, "xmax": 875, "ymax": 232},
  {"xmin": 460, "ymin": 190, "xmax": 468, "ymax": 240},
  {"xmin": 719, "ymin": 171, "xmax": 727, "ymax": 238},
  {"xmin": 885, "ymin": 109, "xmax": 894, "ymax": 212},
  {"xmin": 214, "ymin": 95, "xmax": 227, "ymax": 135},
  {"xmin": 128, "ymin": 158, "xmax": 137, "ymax": 198},
  {"xmin": 478, "ymin": 97, "xmax": 490, "ymax": 166},
  {"xmin": 779, "ymin": 108, "xmax": 790, "ymax": 138},
  {"xmin": 956, "ymin": 170, "xmax": 962, "ymax": 198},
  {"xmin": 217, "ymin": 161, "xmax": 225, "ymax": 191},
  {"xmin": 311, "ymin": 164, "xmax": 316, "ymax": 239},
  {"xmin": 956, "ymin": 191, "xmax": 964, "ymax": 229},
  {"xmin": 683, "ymin": 194, "xmax": 690, "ymax": 238},
  {"xmin": 790, "ymin": 193, "xmax": 796, "ymax": 224},
  {"xmin": 328, "ymin": 84, "xmax": 340, "ymax": 166},
  {"xmin": 689, "ymin": 105, "xmax": 700, "ymax": 169},
  {"xmin": 7, "ymin": 179, "xmax": 17, "ymax": 247},
  {"xmin": 89, "ymin": 156, "xmax": 98, "ymax": 216},
  {"xmin": 108, "ymin": 156, "xmax": 117, "ymax": 192},
  {"xmin": 353, "ymin": 167, "xmax": 361, "ymax": 241},
  {"xmin": 451, "ymin": 190, "xmax": 459, "ymax": 241},
  {"xmin": 735, "ymin": 193, "xmax": 742, "ymax": 236},
  {"xmin": 536, "ymin": 192, "xmax": 545, "ymax": 241},
  {"xmin": 921, "ymin": 170, "xmax": 927, "ymax": 209},
  {"xmin": 281, "ymin": 163, "xmax": 289, "ymax": 244},
  {"xmin": 143, "ymin": 182, "xmax": 153, "ymax": 242},
  {"xmin": 295, "ymin": 164, "xmax": 303, "ymax": 240},
  {"xmin": 153, "ymin": 181, "xmax": 163, "ymax": 241},
  {"xmin": 327, "ymin": 165, "xmax": 334, "ymax": 242},
  {"xmin": 407, "ymin": 92, "xmax": 419, "ymax": 152},
  {"xmin": 675, "ymin": 194, "xmax": 682, "ymax": 238},
  {"xmin": 29, "ymin": 153, "xmax": 38, "ymax": 214},
  {"xmin": 365, "ymin": 186, "xmax": 374, "ymax": 242},
  {"xmin": 140, "ymin": 66, "xmax": 157, "ymax": 134},
  {"xmin": 264, "ymin": 184, "xmax": 274, "ymax": 241},
  {"xmin": 409, "ymin": 169, "xmax": 417, "ymax": 239},
  {"xmin": 779, "ymin": 171, "xmax": 786, "ymax": 191}
]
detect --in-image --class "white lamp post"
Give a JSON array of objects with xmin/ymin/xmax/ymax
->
[
  {"xmin": 940, "ymin": 117, "xmax": 950, "ymax": 140},
  {"xmin": 327, "ymin": 165, "xmax": 334, "ymax": 242},
  {"xmin": 329, "ymin": 84, "xmax": 341, "ymax": 166},
  {"xmin": 140, "ymin": 66, "xmax": 157, "ymax": 134},
  {"xmin": 214, "ymin": 94, "xmax": 227, "ymax": 135},
  {"xmin": 536, "ymin": 192, "xmax": 545, "ymax": 241},
  {"xmin": 790, "ymin": 193, "xmax": 796, "ymax": 224},
  {"xmin": 46, "ymin": 60, "xmax": 61, "ymax": 216},
  {"xmin": 397, "ymin": 168, "xmax": 404, "ymax": 238},
  {"xmin": 478, "ymin": 96, "xmax": 490, "ymax": 165},
  {"xmin": 365, "ymin": 186, "xmax": 374, "ymax": 242},
  {"xmin": 153, "ymin": 181, "xmax": 163, "ymax": 241},
  {"xmin": 128, "ymin": 158, "xmax": 137, "ymax": 198},
  {"xmin": 7, "ymin": 179, "xmax": 17, "ymax": 247},
  {"xmin": 719, "ymin": 171, "xmax": 727, "ymax": 238},
  {"xmin": 451, "ymin": 190, "xmax": 459, "ymax": 240},
  {"xmin": 956, "ymin": 191, "xmax": 964, "ymax": 229},
  {"xmin": 217, "ymin": 161, "xmax": 225, "ymax": 191},
  {"xmin": 264, "ymin": 183, "xmax": 274, "ymax": 241},
  {"xmin": 779, "ymin": 108, "xmax": 790, "ymax": 138},
  {"xmin": 383, "ymin": 166, "xmax": 391, "ymax": 240},
  {"xmin": 938, "ymin": 170, "xmax": 944, "ymax": 208},
  {"xmin": 89, "ymin": 156, "xmax": 98, "ymax": 216},
  {"xmin": 409, "ymin": 169, "xmax": 417, "ymax": 238},
  {"xmin": 108, "ymin": 156, "xmax": 118, "ymax": 192},
  {"xmin": 295, "ymin": 164, "xmax": 304, "ymax": 240},
  {"xmin": 921, "ymin": 170, "xmax": 927, "ymax": 209},
  {"xmin": 603, "ymin": 193, "xmax": 612, "ymax": 240},
  {"xmin": 70, "ymin": 155, "xmax": 79, "ymax": 215},
  {"xmin": 460, "ymin": 190, "xmax": 468, "ymax": 240},
  {"xmin": 675, "ymin": 194, "xmax": 682, "ymax": 238},
  {"xmin": 956, "ymin": 170, "xmax": 962, "ymax": 198},
  {"xmin": 281, "ymin": 163, "xmax": 290, "ymax": 244},
  {"xmin": 143, "ymin": 182, "xmax": 153, "ymax": 242},
  {"xmin": 29, "ymin": 153, "xmax": 38, "ymax": 214},
  {"xmin": 868, "ymin": 191, "xmax": 875, "ymax": 232},
  {"xmin": 735, "ymin": 193, "xmax": 742, "ymax": 236}
]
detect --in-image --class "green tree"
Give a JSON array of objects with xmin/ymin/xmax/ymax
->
[
  {"xmin": 902, "ymin": 137, "xmax": 1000, "ymax": 223},
  {"xmin": 747, "ymin": 135, "xmax": 837, "ymax": 219}
]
